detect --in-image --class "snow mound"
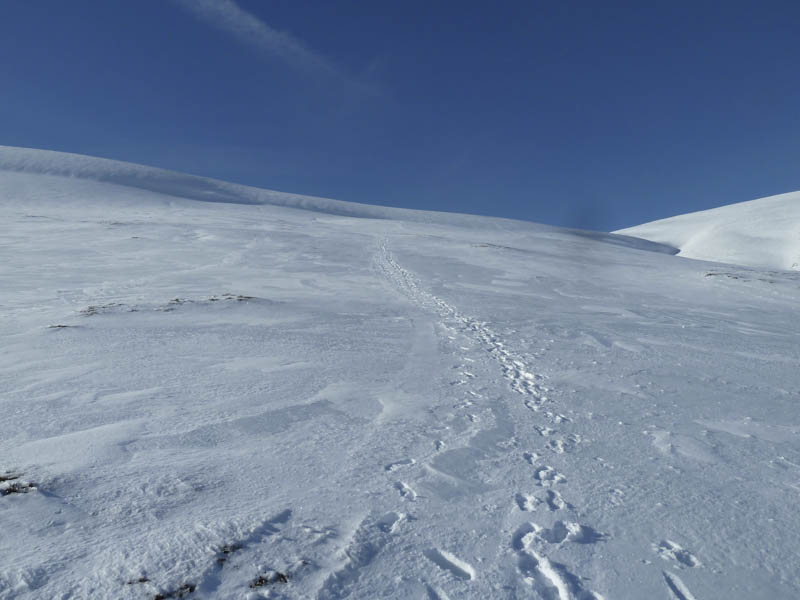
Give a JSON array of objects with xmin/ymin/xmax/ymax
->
[{"xmin": 617, "ymin": 191, "xmax": 800, "ymax": 270}]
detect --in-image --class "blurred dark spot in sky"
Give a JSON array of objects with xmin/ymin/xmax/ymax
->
[{"xmin": 560, "ymin": 196, "xmax": 616, "ymax": 232}]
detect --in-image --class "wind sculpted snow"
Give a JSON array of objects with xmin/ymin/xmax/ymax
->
[
  {"xmin": 1, "ymin": 148, "xmax": 799, "ymax": 599},
  {"xmin": 617, "ymin": 190, "xmax": 800, "ymax": 271}
]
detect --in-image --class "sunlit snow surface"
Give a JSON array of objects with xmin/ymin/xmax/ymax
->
[
  {"xmin": 617, "ymin": 191, "xmax": 800, "ymax": 271},
  {"xmin": 1, "ymin": 148, "xmax": 799, "ymax": 599}
]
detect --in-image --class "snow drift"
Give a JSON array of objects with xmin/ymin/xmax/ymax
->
[{"xmin": 617, "ymin": 191, "xmax": 800, "ymax": 271}]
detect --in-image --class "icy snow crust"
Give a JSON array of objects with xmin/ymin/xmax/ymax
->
[
  {"xmin": 1, "ymin": 147, "xmax": 799, "ymax": 599},
  {"xmin": 617, "ymin": 191, "xmax": 800, "ymax": 271}
]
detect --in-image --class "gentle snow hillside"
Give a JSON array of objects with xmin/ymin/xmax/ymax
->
[
  {"xmin": 2, "ymin": 146, "xmax": 799, "ymax": 600},
  {"xmin": 617, "ymin": 191, "xmax": 800, "ymax": 270}
]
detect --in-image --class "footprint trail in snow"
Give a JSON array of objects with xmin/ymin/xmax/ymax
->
[{"xmin": 377, "ymin": 240, "xmax": 607, "ymax": 599}]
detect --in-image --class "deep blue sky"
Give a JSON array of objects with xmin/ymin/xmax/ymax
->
[{"xmin": 2, "ymin": 1, "xmax": 799, "ymax": 230}]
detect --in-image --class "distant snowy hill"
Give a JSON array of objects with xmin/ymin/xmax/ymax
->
[
  {"xmin": 617, "ymin": 191, "xmax": 800, "ymax": 270},
  {"xmin": 0, "ymin": 145, "xmax": 674, "ymax": 254},
  {"xmin": 2, "ymin": 146, "xmax": 799, "ymax": 600}
]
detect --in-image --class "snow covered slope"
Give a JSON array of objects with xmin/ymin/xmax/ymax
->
[
  {"xmin": 2, "ymin": 147, "xmax": 799, "ymax": 600},
  {"xmin": 617, "ymin": 191, "xmax": 800, "ymax": 270},
  {"xmin": 0, "ymin": 145, "xmax": 674, "ymax": 254}
]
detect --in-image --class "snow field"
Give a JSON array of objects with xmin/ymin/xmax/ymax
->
[{"xmin": 1, "ymin": 148, "xmax": 799, "ymax": 599}]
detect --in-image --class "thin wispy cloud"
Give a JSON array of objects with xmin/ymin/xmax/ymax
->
[{"xmin": 173, "ymin": 0, "xmax": 343, "ymax": 81}]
